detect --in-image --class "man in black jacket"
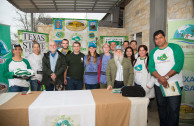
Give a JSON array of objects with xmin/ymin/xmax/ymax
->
[{"xmin": 42, "ymin": 41, "xmax": 66, "ymax": 91}]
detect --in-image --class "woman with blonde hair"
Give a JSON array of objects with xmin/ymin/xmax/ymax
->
[{"xmin": 98, "ymin": 43, "xmax": 113, "ymax": 88}]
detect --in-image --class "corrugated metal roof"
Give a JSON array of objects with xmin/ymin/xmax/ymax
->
[{"xmin": 7, "ymin": 0, "xmax": 123, "ymax": 13}]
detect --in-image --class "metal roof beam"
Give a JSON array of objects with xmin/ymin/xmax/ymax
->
[
  {"xmin": 92, "ymin": 0, "xmax": 98, "ymax": 11},
  {"xmin": 23, "ymin": 9, "xmax": 111, "ymax": 13},
  {"xmin": 7, "ymin": 0, "xmax": 22, "ymax": 11},
  {"xmin": 30, "ymin": 0, "xmax": 39, "ymax": 10},
  {"xmin": 52, "ymin": 0, "xmax": 58, "ymax": 11},
  {"xmin": 74, "ymin": 0, "xmax": 76, "ymax": 11}
]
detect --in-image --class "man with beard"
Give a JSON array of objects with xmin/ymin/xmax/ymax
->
[
  {"xmin": 58, "ymin": 39, "xmax": 72, "ymax": 56},
  {"xmin": 106, "ymin": 45, "xmax": 134, "ymax": 90},
  {"xmin": 42, "ymin": 41, "xmax": 66, "ymax": 91}
]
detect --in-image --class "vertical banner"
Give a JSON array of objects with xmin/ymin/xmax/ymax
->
[
  {"xmin": 52, "ymin": 18, "xmax": 98, "ymax": 54},
  {"xmin": 18, "ymin": 30, "xmax": 49, "ymax": 58},
  {"xmin": 100, "ymin": 36, "xmax": 128, "ymax": 53},
  {"xmin": 168, "ymin": 19, "xmax": 194, "ymax": 123},
  {"xmin": 0, "ymin": 24, "xmax": 11, "ymax": 85}
]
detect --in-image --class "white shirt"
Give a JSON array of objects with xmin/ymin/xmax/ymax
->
[
  {"xmin": 134, "ymin": 58, "xmax": 145, "ymax": 85},
  {"xmin": 115, "ymin": 61, "xmax": 124, "ymax": 81},
  {"xmin": 28, "ymin": 53, "xmax": 43, "ymax": 81},
  {"xmin": 8, "ymin": 59, "xmax": 30, "ymax": 87}
]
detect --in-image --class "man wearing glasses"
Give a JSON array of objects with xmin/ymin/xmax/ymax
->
[{"xmin": 65, "ymin": 41, "xmax": 85, "ymax": 90}]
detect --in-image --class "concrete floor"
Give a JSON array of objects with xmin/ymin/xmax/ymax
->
[{"xmin": 147, "ymin": 99, "xmax": 193, "ymax": 126}]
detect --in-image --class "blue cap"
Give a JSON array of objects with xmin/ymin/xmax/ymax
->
[{"xmin": 88, "ymin": 41, "xmax": 97, "ymax": 48}]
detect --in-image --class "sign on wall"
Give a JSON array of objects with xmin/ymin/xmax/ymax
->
[
  {"xmin": 52, "ymin": 18, "xmax": 98, "ymax": 54},
  {"xmin": 100, "ymin": 36, "xmax": 128, "ymax": 53},
  {"xmin": 18, "ymin": 30, "xmax": 49, "ymax": 58},
  {"xmin": 168, "ymin": 19, "xmax": 194, "ymax": 122}
]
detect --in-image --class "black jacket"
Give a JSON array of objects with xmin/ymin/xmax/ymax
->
[{"xmin": 42, "ymin": 50, "xmax": 66, "ymax": 86}]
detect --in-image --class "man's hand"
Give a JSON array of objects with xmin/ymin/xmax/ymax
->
[
  {"xmin": 158, "ymin": 76, "xmax": 169, "ymax": 88},
  {"xmin": 51, "ymin": 73, "xmax": 56, "ymax": 82},
  {"xmin": 107, "ymin": 85, "xmax": 112, "ymax": 90}
]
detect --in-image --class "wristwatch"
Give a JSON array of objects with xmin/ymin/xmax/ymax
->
[{"xmin": 165, "ymin": 75, "xmax": 169, "ymax": 80}]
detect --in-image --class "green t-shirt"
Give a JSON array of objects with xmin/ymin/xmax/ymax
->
[{"xmin": 66, "ymin": 52, "xmax": 85, "ymax": 80}]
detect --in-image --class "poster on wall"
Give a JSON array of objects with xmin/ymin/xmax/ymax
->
[
  {"xmin": 52, "ymin": 18, "xmax": 98, "ymax": 54},
  {"xmin": 0, "ymin": 24, "xmax": 12, "ymax": 86},
  {"xmin": 18, "ymin": 30, "xmax": 49, "ymax": 59},
  {"xmin": 168, "ymin": 19, "xmax": 194, "ymax": 122},
  {"xmin": 100, "ymin": 36, "xmax": 128, "ymax": 53}
]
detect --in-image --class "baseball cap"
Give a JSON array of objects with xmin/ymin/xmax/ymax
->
[
  {"xmin": 88, "ymin": 41, "xmax": 97, "ymax": 48},
  {"xmin": 115, "ymin": 45, "xmax": 123, "ymax": 51}
]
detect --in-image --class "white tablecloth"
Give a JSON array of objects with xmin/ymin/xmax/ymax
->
[
  {"xmin": 128, "ymin": 97, "xmax": 149, "ymax": 126},
  {"xmin": 29, "ymin": 90, "xmax": 95, "ymax": 126}
]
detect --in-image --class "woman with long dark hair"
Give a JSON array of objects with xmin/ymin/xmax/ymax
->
[
  {"xmin": 124, "ymin": 47, "xmax": 135, "ymax": 66},
  {"xmin": 84, "ymin": 43, "xmax": 100, "ymax": 89},
  {"xmin": 133, "ymin": 45, "xmax": 155, "ymax": 98}
]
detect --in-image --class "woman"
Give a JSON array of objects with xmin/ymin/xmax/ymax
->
[
  {"xmin": 99, "ymin": 43, "xmax": 113, "ymax": 89},
  {"xmin": 124, "ymin": 47, "xmax": 135, "ymax": 66},
  {"xmin": 28, "ymin": 42, "xmax": 43, "ymax": 91},
  {"xmin": 4, "ymin": 44, "xmax": 31, "ymax": 92},
  {"xmin": 84, "ymin": 43, "xmax": 100, "ymax": 89},
  {"xmin": 133, "ymin": 45, "xmax": 155, "ymax": 99}
]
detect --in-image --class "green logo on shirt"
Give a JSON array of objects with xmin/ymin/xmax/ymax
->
[
  {"xmin": 135, "ymin": 64, "xmax": 142, "ymax": 71},
  {"xmin": 157, "ymin": 54, "xmax": 168, "ymax": 61}
]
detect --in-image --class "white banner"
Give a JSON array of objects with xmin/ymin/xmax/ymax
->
[{"xmin": 29, "ymin": 90, "xmax": 95, "ymax": 126}]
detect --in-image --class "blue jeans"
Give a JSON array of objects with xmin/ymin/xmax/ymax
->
[
  {"xmin": 66, "ymin": 77, "xmax": 83, "ymax": 90},
  {"xmin": 85, "ymin": 83, "xmax": 98, "ymax": 90},
  {"xmin": 45, "ymin": 82, "xmax": 55, "ymax": 91},
  {"xmin": 30, "ymin": 80, "xmax": 42, "ymax": 91},
  {"xmin": 154, "ymin": 85, "xmax": 182, "ymax": 126},
  {"xmin": 9, "ymin": 85, "xmax": 29, "ymax": 92}
]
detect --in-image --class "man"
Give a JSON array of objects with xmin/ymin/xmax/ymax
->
[
  {"xmin": 42, "ymin": 41, "xmax": 66, "ymax": 91},
  {"xmin": 109, "ymin": 41, "xmax": 118, "ymax": 54},
  {"xmin": 130, "ymin": 40, "xmax": 138, "ymax": 59},
  {"xmin": 106, "ymin": 45, "xmax": 134, "ymax": 90},
  {"xmin": 58, "ymin": 39, "xmax": 72, "ymax": 56},
  {"xmin": 123, "ymin": 40, "xmax": 129, "ymax": 50},
  {"xmin": 148, "ymin": 30, "xmax": 184, "ymax": 126},
  {"xmin": 28, "ymin": 42, "xmax": 43, "ymax": 91},
  {"xmin": 58, "ymin": 39, "xmax": 72, "ymax": 89},
  {"xmin": 65, "ymin": 41, "xmax": 85, "ymax": 90}
]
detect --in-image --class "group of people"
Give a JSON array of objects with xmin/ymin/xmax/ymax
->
[{"xmin": 3, "ymin": 30, "xmax": 184, "ymax": 126}]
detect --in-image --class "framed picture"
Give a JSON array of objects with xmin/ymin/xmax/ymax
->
[
  {"xmin": 54, "ymin": 40, "xmax": 62, "ymax": 49},
  {"xmin": 89, "ymin": 21, "xmax": 97, "ymax": 31},
  {"xmin": 55, "ymin": 20, "xmax": 62, "ymax": 29},
  {"xmin": 89, "ymin": 33, "xmax": 95, "ymax": 38}
]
